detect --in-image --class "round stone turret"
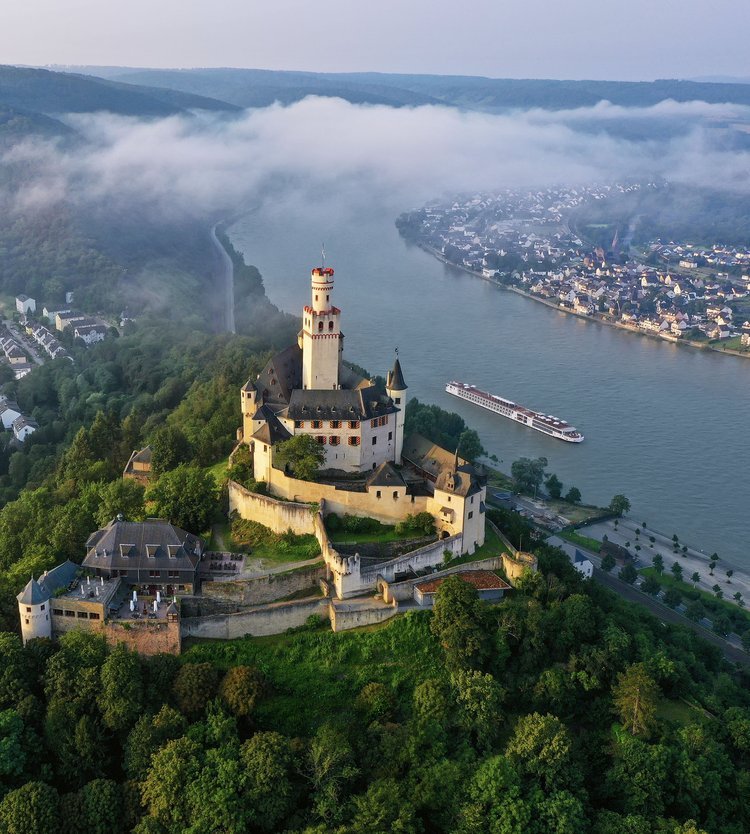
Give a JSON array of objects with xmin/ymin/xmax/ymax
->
[{"xmin": 17, "ymin": 576, "xmax": 52, "ymax": 644}]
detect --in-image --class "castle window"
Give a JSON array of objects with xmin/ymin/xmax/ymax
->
[
  {"xmin": 169, "ymin": 570, "xmax": 180, "ymax": 578},
  {"xmin": 388, "ymin": 432, "xmax": 392, "ymax": 441},
  {"xmin": 372, "ymin": 436, "xmax": 377, "ymax": 445},
  {"xmin": 318, "ymin": 321, "xmax": 324, "ymax": 332},
  {"xmin": 53, "ymin": 609, "xmax": 63, "ymax": 616},
  {"xmin": 64, "ymin": 610, "xmax": 75, "ymax": 618},
  {"xmin": 376, "ymin": 490, "xmax": 381, "ymax": 499},
  {"xmin": 315, "ymin": 294, "xmax": 318, "ymax": 301},
  {"xmin": 25, "ymin": 607, "xmax": 30, "ymax": 613},
  {"xmin": 330, "ymin": 420, "xmax": 341, "ymax": 429},
  {"xmin": 348, "ymin": 420, "xmax": 359, "ymax": 429},
  {"xmin": 311, "ymin": 420, "xmax": 322, "ymax": 429},
  {"xmin": 329, "ymin": 436, "xmax": 340, "ymax": 446},
  {"xmin": 77, "ymin": 611, "xmax": 88, "ymax": 619},
  {"xmin": 395, "ymin": 397, "xmax": 401, "ymax": 404},
  {"xmin": 393, "ymin": 491, "xmax": 398, "ymax": 500},
  {"xmin": 329, "ymin": 321, "xmax": 334, "ymax": 330},
  {"xmin": 40, "ymin": 604, "xmax": 45, "ymax": 610},
  {"xmin": 24, "ymin": 619, "xmax": 28, "ymax": 625},
  {"xmin": 468, "ymin": 511, "xmax": 474, "ymax": 519},
  {"xmin": 149, "ymin": 570, "xmax": 161, "ymax": 578},
  {"xmin": 348, "ymin": 436, "xmax": 360, "ymax": 446},
  {"xmin": 89, "ymin": 613, "xmax": 100, "ymax": 620},
  {"xmin": 295, "ymin": 420, "xmax": 304, "ymax": 428},
  {"xmin": 326, "ymin": 295, "xmax": 329, "ymax": 301},
  {"xmin": 316, "ymin": 436, "xmax": 326, "ymax": 444}
]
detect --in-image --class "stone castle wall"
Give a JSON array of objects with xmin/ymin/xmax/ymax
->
[
  {"xmin": 329, "ymin": 600, "xmax": 399, "ymax": 632},
  {"xmin": 201, "ymin": 563, "xmax": 327, "ymax": 607},
  {"xmin": 181, "ymin": 597, "xmax": 329, "ymax": 640},
  {"xmin": 52, "ymin": 617, "xmax": 181, "ymax": 655},
  {"xmin": 378, "ymin": 555, "xmax": 507, "ymax": 603},
  {"xmin": 228, "ymin": 482, "xmax": 316, "ymax": 536}
]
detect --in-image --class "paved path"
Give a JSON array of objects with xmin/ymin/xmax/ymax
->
[{"xmin": 210, "ymin": 224, "xmax": 235, "ymax": 334}]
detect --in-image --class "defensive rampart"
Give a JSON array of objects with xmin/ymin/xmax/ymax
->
[
  {"xmin": 181, "ymin": 597, "xmax": 329, "ymax": 640},
  {"xmin": 201, "ymin": 563, "xmax": 326, "ymax": 606},
  {"xmin": 228, "ymin": 481, "xmax": 316, "ymax": 535}
]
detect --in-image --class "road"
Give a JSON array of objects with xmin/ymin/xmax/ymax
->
[
  {"xmin": 210, "ymin": 224, "xmax": 235, "ymax": 334},
  {"xmin": 3, "ymin": 320, "xmax": 44, "ymax": 366},
  {"xmin": 593, "ymin": 567, "xmax": 748, "ymax": 665}
]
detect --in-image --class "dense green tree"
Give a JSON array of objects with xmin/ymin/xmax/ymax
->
[
  {"xmin": 0, "ymin": 633, "xmax": 32, "ymax": 709},
  {"xmin": 124, "ymin": 705, "xmax": 187, "ymax": 782},
  {"xmin": 240, "ymin": 732, "xmax": 296, "ymax": 831},
  {"xmin": 349, "ymin": 778, "xmax": 420, "ymax": 834},
  {"xmin": 652, "ymin": 554, "xmax": 664, "ymax": 574},
  {"xmin": 671, "ymin": 562, "xmax": 684, "ymax": 582},
  {"xmin": 306, "ymin": 723, "xmax": 358, "ymax": 824},
  {"xmin": 452, "ymin": 669, "xmax": 505, "ymax": 750},
  {"xmin": 457, "ymin": 429, "xmax": 485, "ymax": 463},
  {"xmin": 609, "ymin": 495, "xmax": 631, "ymax": 516},
  {"xmin": 149, "ymin": 425, "xmax": 192, "ymax": 477},
  {"xmin": 640, "ymin": 576, "xmax": 661, "ymax": 596},
  {"xmin": 545, "ymin": 473, "xmax": 563, "ymax": 499},
  {"xmin": 663, "ymin": 588, "xmax": 682, "ymax": 608},
  {"xmin": 95, "ymin": 478, "xmax": 145, "ymax": 527},
  {"xmin": 274, "ymin": 434, "xmax": 326, "ymax": 481},
  {"xmin": 564, "ymin": 486, "xmax": 582, "ymax": 505},
  {"xmin": 613, "ymin": 663, "xmax": 659, "ymax": 737},
  {"xmin": 172, "ymin": 662, "xmax": 219, "ymax": 716},
  {"xmin": 600, "ymin": 553, "xmax": 616, "ymax": 573},
  {"xmin": 218, "ymin": 665, "xmax": 265, "ymax": 718},
  {"xmin": 0, "ymin": 781, "xmax": 59, "ymax": 834},
  {"xmin": 618, "ymin": 564, "xmax": 638, "ymax": 584},
  {"xmin": 147, "ymin": 465, "xmax": 217, "ymax": 533},
  {"xmin": 98, "ymin": 644, "xmax": 143, "ymax": 732},
  {"xmin": 140, "ymin": 737, "xmax": 202, "ymax": 832},
  {"xmin": 505, "ymin": 713, "xmax": 580, "ymax": 793},
  {"xmin": 0, "ymin": 709, "xmax": 26, "ymax": 778},
  {"xmin": 430, "ymin": 576, "xmax": 490, "ymax": 670},
  {"xmin": 78, "ymin": 779, "xmax": 125, "ymax": 834},
  {"xmin": 510, "ymin": 457, "xmax": 547, "ymax": 494}
]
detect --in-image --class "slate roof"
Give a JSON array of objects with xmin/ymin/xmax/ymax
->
[
  {"xmin": 17, "ymin": 577, "xmax": 49, "ymax": 605},
  {"xmin": 286, "ymin": 387, "xmax": 397, "ymax": 422},
  {"xmin": 83, "ymin": 519, "xmax": 204, "ymax": 575},
  {"xmin": 435, "ymin": 466, "xmax": 482, "ymax": 498},
  {"xmin": 402, "ymin": 433, "xmax": 467, "ymax": 480},
  {"xmin": 254, "ymin": 344, "xmax": 303, "ymax": 406},
  {"xmin": 39, "ymin": 560, "xmax": 80, "ymax": 596},
  {"xmin": 366, "ymin": 462, "xmax": 406, "ymax": 489},
  {"xmin": 251, "ymin": 413, "xmax": 292, "ymax": 445},
  {"xmin": 386, "ymin": 357, "xmax": 408, "ymax": 391}
]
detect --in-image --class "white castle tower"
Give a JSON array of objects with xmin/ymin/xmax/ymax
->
[
  {"xmin": 386, "ymin": 355, "xmax": 408, "ymax": 464},
  {"xmin": 17, "ymin": 577, "xmax": 52, "ymax": 644},
  {"xmin": 301, "ymin": 267, "xmax": 342, "ymax": 390}
]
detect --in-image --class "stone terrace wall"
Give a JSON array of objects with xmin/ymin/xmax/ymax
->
[
  {"xmin": 52, "ymin": 618, "xmax": 182, "ymax": 655},
  {"xmin": 379, "ymin": 556, "xmax": 506, "ymax": 603},
  {"xmin": 360, "ymin": 534, "xmax": 464, "ymax": 586},
  {"xmin": 228, "ymin": 481, "xmax": 316, "ymax": 536},
  {"xmin": 201, "ymin": 563, "xmax": 327, "ymax": 606},
  {"xmin": 330, "ymin": 600, "xmax": 399, "ymax": 632},
  {"xmin": 181, "ymin": 597, "xmax": 329, "ymax": 640}
]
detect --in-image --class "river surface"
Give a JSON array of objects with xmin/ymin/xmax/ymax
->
[{"xmin": 229, "ymin": 198, "xmax": 750, "ymax": 568}]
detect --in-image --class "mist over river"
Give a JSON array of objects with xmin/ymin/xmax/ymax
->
[{"xmin": 229, "ymin": 196, "xmax": 750, "ymax": 569}]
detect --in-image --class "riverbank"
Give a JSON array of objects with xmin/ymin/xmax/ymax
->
[
  {"xmin": 210, "ymin": 222, "xmax": 236, "ymax": 334},
  {"xmin": 414, "ymin": 240, "xmax": 750, "ymax": 362}
]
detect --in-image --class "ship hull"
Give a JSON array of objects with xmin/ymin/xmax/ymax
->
[{"xmin": 446, "ymin": 382, "xmax": 584, "ymax": 443}]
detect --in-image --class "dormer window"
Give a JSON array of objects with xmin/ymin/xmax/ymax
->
[
  {"xmin": 146, "ymin": 544, "xmax": 159, "ymax": 558},
  {"xmin": 167, "ymin": 545, "xmax": 180, "ymax": 559}
]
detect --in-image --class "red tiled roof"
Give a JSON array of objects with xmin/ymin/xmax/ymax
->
[{"xmin": 415, "ymin": 570, "xmax": 510, "ymax": 595}]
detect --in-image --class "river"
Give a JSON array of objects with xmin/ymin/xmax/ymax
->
[{"xmin": 229, "ymin": 196, "xmax": 750, "ymax": 568}]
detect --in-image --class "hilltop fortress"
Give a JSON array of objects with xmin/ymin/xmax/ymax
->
[{"xmin": 229, "ymin": 263, "xmax": 488, "ymax": 597}]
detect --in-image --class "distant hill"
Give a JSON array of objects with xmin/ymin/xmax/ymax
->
[
  {"xmin": 91, "ymin": 67, "xmax": 750, "ymax": 113},
  {"xmin": 0, "ymin": 65, "xmax": 238, "ymax": 119}
]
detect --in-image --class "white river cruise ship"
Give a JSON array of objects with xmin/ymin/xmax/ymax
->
[{"xmin": 446, "ymin": 381, "xmax": 584, "ymax": 443}]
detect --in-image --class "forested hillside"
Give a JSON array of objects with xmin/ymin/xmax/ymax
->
[{"xmin": 0, "ymin": 541, "xmax": 748, "ymax": 833}]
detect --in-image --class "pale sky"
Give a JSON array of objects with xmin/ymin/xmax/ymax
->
[{"xmin": 2, "ymin": 0, "xmax": 749, "ymax": 81}]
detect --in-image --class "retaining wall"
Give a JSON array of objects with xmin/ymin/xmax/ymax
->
[
  {"xmin": 330, "ymin": 601, "xmax": 399, "ymax": 632},
  {"xmin": 201, "ymin": 563, "xmax": 326, "ymax": 606},
  {"xmin": 228, "ymin": 482, "xmax": 316, "ymax": 535},
  {"xmin": 181, "ymin": 597, "xmax": 329, "ymax": 640},
  {"xmin": 378, "ymin": 555, "xmax": 506, "ymax": 603}
]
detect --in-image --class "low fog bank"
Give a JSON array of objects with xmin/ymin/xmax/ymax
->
[{"xmin": 2, "ymin": 95, "xmax": 749, "ymax": 226}]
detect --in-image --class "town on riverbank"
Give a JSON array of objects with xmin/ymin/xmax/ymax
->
[{"xmin": 397, "ymin": 182, "xmax": 750, "ymax": 359}]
